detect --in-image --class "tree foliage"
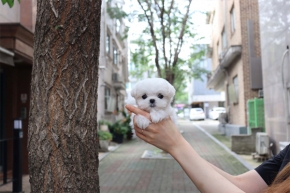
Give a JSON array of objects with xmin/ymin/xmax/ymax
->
[
  {"xmin": 1, "ymin": 0, "xmax": 20, "ymax": 8},
  {"xmin": 108, "ymin": 0, "xmax": 209, "ymax": 103}
]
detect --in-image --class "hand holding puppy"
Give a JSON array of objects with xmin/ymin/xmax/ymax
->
[
  {"xmin": 125, "ymin": 104, "xmax": 184, "ymax": 154},
  {"xmin": 129, "ymin": 78, "xmax": 177, "ymax": 129}
]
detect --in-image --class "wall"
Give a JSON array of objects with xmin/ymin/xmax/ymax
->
[
  {"xmin": 231, "ymin": 128, "xmax": 262, "ymax": 154},
  {"xmin": 239, "ymin": 0, "xmax": 261, "ymax": 126},
  {"xmin": 0, "ymin": 2, "xmax": 20, "ymax": 23},
  {"xmin": 227, "ymin": 57, "xmax": 246, "ymax": 125},
  {"xmin": 258, "ymin": 0, "xmax": 290, "ymax": 152}
]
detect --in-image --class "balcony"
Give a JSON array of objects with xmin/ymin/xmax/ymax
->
[
  {"xmin": 112, "ymin": 73, "xmax": 126, "ymax": 90},
  {"xmin": 207, "ymin": 45, "xmax": 242, "ymax": 90},
  {"xmin": 219, "ymin": 45, "xmax": 242, "ymax": 68},
  {"xmin": 0, "ymin": 46, "xmax": 14, "ymax": 66}
]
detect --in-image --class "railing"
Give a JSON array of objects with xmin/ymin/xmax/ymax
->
[
  {"xmin": 0, "ymin": 137, "xmax": 14, "ymax": 186},
  {"xmin": 0, "ymin": 123, "xmax": 23, "ymax": 192}
]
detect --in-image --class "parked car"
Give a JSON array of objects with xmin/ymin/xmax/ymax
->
[
  {"xmin": 189, "ymin": 108, "xmax": 205, "ymax": 121},
  {"xmin": 209, "ymin": 107, "xmax": 226, "ymax": 120}
]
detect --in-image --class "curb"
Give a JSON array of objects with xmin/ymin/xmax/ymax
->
[
  {"xmin": 99, "ymin": 144, "xmax": 121, "ymax": 161},
  {"xmin": 193, "ymin": 123, "xmax": 254, "ymax": 171}
]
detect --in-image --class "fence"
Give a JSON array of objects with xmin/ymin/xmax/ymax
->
[{"xmin": 0, "ymin": 121, "xmax": 23, "ymax": 192}]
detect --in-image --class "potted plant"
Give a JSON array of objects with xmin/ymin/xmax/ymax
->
[
  {"xmin": 98, "ymin": 130, "xmax": 112, "ymax": 152},
  {"xmin": 121, "ymin": 111, "xmax": 133, "ymax": 140},
  {"xmin": 99, "ymin": 120, "xmax": 110, "ymax": 132},
  {"xmin": 111, "ymin": 121, "xmax": 128, "ymax": 144}
]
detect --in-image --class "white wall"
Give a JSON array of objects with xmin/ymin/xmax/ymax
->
[{"xmin": 0, "ymin": 2, "xmax": 20, "ymax": 23}]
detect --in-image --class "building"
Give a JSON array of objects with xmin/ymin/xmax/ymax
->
[
  {"xmin": 0, "ymin": 0, "xmax": 128, "ymax": 186},
  {"xmin": 188, "ymin": 56, "xmax": 225, "ymax": 118},
  {"xmin": 97, "ymin": 0, "xmax": 129, "ymax": 123},
  {"xmin": 207, "ymin": 0, "xmax": 262, "ymax": 128},
  {"xmin": 257, "ymin": 0, "xmax": 290, "ymax": 153},
  {"xmin": 0, "ymin": 0, "xmax": 37, "ymax": 181}
]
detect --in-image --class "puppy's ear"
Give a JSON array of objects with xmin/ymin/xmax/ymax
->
[
  {"xmin": 167, "ymin": 84, "xmax": 176, "ymax": 98},
  {"xmin": 131, "ymin": 86, "xmax": 137, "ymax": 98}
]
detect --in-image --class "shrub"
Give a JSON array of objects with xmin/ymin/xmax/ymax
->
[{"xmin": 98, "ymin": 130, "xmax": 113, "ymax": 141}]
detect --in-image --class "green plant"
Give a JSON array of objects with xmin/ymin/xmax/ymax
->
[
  {"xmin": 121, "ymin": 111, "xmax": 131, "ymax": 127},
  {"xmin": 99, "ymin": 120, "xmax": 111, "ymax": 126},
  {"xmin": 121, "ymin": 111, "xmax": 133, "ymax": 140},
  {"xmin": 1, "ymin": 0, "xmax": 20, "ymax": 8},
  {"xmin": 98, "ymin": 130, "xmax": 113, "ymax": 141},
  {"xmin": 111, "ymin": 121, "xmax": 128, "ymax": 135}
]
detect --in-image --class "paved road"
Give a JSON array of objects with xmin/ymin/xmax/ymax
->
[{"xmin": 99, "ymin": 119, "xmax": 249, "ymax": 193}]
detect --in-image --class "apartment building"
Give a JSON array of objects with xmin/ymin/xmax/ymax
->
[
  {"xmin": 0, "ymin": 0, "xmax": 128, "ymax": 186},
  {"xmin": 207, "ymin": 0, "xmax": 262, "ymax": 128},
  {"xmin": 0, "ymin": 0, "xmax": 36, "ymax": 177},
  {"xmin": 188, "ymin": 57, "xmax": 225, "ymax": 118},
  {"xmin": 97, "ymin": 0, "xmax": 129, "ymax": 123}
]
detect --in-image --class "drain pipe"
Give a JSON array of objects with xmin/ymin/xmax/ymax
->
[{"xmin": 281, "ymin": 46, "xmax": 290, "ymax": 141}]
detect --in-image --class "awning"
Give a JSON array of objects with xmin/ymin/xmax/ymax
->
[
  {"xmin": 207, "ymin": 45, "xmax": 242, "ymax": 90},
  {"xmin": 0, "ymin": 46, "xmax": 14, "ymax": 66},
  {"xmin": 0, "ymin": 23, "xmax": 34, "ymax": 64}
]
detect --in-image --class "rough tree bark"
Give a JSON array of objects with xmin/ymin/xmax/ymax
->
[{"xmin": 28, "ymin": 1, "xmax": 101, "ymax": 192}]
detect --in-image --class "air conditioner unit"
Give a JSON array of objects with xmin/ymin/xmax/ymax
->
[
  {"xmin": 256, "ymin": 132, "xmax": 269, "ymax": 155},
  {"xmin": 112, "ymin": 73, "xmax": 123, "ymax": 82}
]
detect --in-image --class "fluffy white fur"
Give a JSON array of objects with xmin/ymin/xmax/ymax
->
[{"xmin": 129, "ymin": 78, "xmax": 177, "ymax": 129}]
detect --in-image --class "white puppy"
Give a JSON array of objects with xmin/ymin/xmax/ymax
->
[{"xmin": 129, "ymin": 78, "xmax": 177, "ymax": 129}]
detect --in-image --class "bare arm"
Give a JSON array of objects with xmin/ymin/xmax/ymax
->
[
  {"xmin": 126, "ymin": 105, "xmax": 267, "ymax": 193},
  {"xmin": 208, "ymin": 162, "xmax": 268, "ymax": 193}
]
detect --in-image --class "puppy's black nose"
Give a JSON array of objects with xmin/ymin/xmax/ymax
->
[{"xmin": 149, "ymin": 99, "xmax": 155, "ymax": 103}]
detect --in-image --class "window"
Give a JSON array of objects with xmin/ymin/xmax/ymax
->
[
  {"xmin": 233, "ymin": 76, "xmax": 239, "ymax": 103},
  {"xmin": 106, "ymin": 34, "xmax": 110, "ymax": 54},
  {"xmin": 217, "ymin": 41, "xmax": 221, "ymax": 57},
  {"xmin": 115, "ymin": 19, "xmax": 121, "ymax": 33},
  {"xmin": 230, "ymin": 6, "xmax": 236, "ymax": 33},
  {"xmin": 105, "ymin": 86, "xmax": 110, "ymax": 110},
  {"xmin": 221, "ymin": 27, "xmax": 227, "ymax": 49},
  {"xmin": 113, "ymin": 45, "xmax": 118, "ymax": 65}
]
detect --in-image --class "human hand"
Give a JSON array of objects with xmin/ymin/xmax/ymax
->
[{"xmin": 125, "ymin": 104, "xmax": 186, "ymax": 154}]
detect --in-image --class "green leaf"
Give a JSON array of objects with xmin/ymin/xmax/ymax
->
[
  {"xmin": 7, "ymin": 0, "xmax": 14, "ymax": 8},
  {"xmin": 1, "ymin": 0, "xmax": 7, "ymax": 5},
  {"xmin": 107, "ymin": 7, "xmax": 128, "ymax": 19}
]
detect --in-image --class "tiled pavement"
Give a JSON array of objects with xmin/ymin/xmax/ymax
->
[
  {"xmin": 0, "ymin": 119, "xmax": 252, "ymax": 193},
  {"xmin": 98, "ymin": 120, "xmax": 249, "ymax": 193}
]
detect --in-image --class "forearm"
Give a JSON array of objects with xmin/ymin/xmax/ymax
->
[
  {"xmin": 169, "ymin": 139, "xmax": 245, "ymax": 193},
  {"xmin": 208, "ymin": 162, "xmax": 239, "ymax": 186}
]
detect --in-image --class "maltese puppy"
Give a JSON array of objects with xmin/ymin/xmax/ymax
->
[{"xmin": 129, "ymin": 78, "xmax": 177, "ymax": 129}]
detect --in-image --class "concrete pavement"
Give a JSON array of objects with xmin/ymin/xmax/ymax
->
[{"xmin": 0, "ymin": 119, "xmax": 257, "ymax": 193}]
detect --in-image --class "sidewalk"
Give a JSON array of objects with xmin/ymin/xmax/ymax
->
[
  {"xmin": 0, "ymin": 119, "xmax": 259, "ymax": 193},
  {"xmin": 98, "ymin": 119, "xmax": 250, "ymax": 193}
]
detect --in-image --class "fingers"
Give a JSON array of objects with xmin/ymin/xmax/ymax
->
[
  {"xmin": 133, "ymin": 122, "xmax": 149, "ymax": 141},
  {"xmin": 125, "ymin": 104, "xmax": 151, "ymax": 120}
]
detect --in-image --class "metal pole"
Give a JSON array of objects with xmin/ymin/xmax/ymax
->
[
  {"xmin": 13, "ymin": 119, "xmax": 23, "ymax": 193},
  {"xmin": 3, "ymin": 139, "xmax": 7, "ymax": 184}
]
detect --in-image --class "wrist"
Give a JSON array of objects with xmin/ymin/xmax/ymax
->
[{"xmin": 168, "ymin": 137, "xmax": 190, "ymax": 157}]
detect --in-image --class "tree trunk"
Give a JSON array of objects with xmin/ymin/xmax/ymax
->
[{"xmin": 28, "ymin": 1, "xmax": 101, "ymax": 192}]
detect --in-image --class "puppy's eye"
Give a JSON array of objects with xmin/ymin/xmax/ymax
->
[
  {"xmin": 142, "ymin": 94, "xmax": 147, "ymax": 99},
  {"xmin": 158, "ymin": 94, "xmax": 164, "ymax": 99}
]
